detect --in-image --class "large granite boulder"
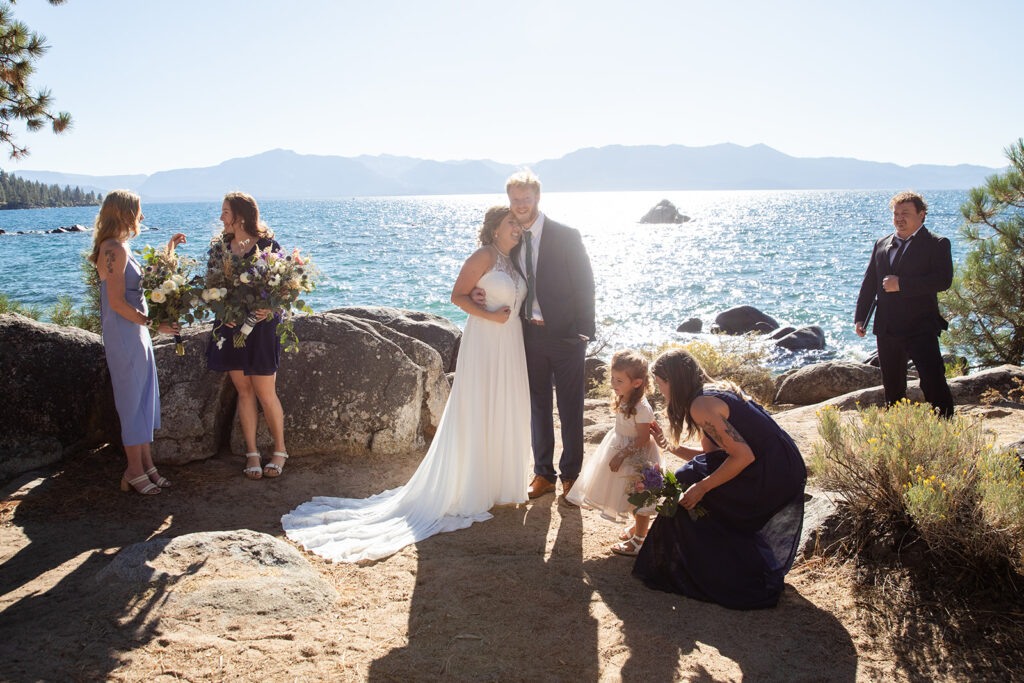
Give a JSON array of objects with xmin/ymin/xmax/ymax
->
[
  {"xmin": 774, "ymin": 325, "xmax": 826, "ymax": 352},
  {"xmin": 0, "ymin": 314, "xmax": 118, "ymax": 481},
  {"xmin": 230, "ymin": 312, "xmax": 450, "ymax": 457},
  {"xmin": 775, "ymin": 361, "xmax": 883, "ymax": 406},
  {"xmin": 331, "ymin": 305, "xmax": 462, "ymax": 373},
  {"xmin": 826, "ymin": 364, "xmax": 1024, "ymax": 410},
  {"xmin": 150, "ymin": 323, "xmax": 236, "ymax": 465},
  {"xmin": 640, "ymin": 199, "xmax": 690, "ymax": 224},
  {"xmin": 96, "ymin": 530, "xmax": 338, "ymax": 618},
  {"xmin": 713, "ymin": 306, "xmax": 779, "ymax": 335}
]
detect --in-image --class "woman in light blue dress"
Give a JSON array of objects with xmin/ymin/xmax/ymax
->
[{"xmin": 89, "ymin": 190, "xmax": 183, "ymax": 495}]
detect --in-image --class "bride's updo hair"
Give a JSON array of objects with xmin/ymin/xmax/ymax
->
[{"xmin": 478, "ymin": 205, "xmax": 511, "ymax": 245}]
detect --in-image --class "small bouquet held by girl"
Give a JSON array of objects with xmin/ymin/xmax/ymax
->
[
  {"xmin": 202, "ymin": 235, "xmax": 318, "ymax": 350},
  {"xmin": 137, "ymin": 240, "xmax": 203, "ymax": 355},
  {"xmin": 565, "ymin": 350, "xmax": 664, "ymax": 556}
]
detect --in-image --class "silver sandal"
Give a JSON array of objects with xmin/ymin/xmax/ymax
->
[
  {"xmin": 611, "ymin": 534, "xmax": 646, "ymax": 557},
  {"xmin": 244, "ymin": 453, "xmax": 263, "ymax": 480},
  {"xmin": 263, "ymin": 451, "xmax": 288, "ymax": 478}
]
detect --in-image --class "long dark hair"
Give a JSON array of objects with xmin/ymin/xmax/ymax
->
[
  {"xmin": 224, "ymin": 191, "xmax": 273, "ymax": 241},
  {"xmin": 652, "ymin": 349, "xmax": 747, "ymax": 445}
]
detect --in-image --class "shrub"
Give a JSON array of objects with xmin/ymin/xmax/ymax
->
[
  {"xmin": 0, "ymin": 292, "xmax": 43, "ymax": 319},
  {"xmin": 812, "ymin": 400, "xmax": 1024, "ymax": 575}
]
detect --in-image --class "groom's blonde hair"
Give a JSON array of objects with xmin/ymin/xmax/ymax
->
[{"xmin": 505, "ymin": 170, "xmax": 541, "ymax": 194}]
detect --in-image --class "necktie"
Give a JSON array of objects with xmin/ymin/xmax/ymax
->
[
  {"xmin": 524, "ymin": 231, "xmax": 535, "ymax": 320},
  {"xmin": 890, "ymin": 235, "xmax": 912, "ymax": 269}
]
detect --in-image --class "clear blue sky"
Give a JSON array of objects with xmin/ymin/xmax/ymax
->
[{"xmin": 5, "ymin": 0, "xmax": 1022, "ymax": 175}]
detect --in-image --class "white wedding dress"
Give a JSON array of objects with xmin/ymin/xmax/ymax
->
[{"xmin": 282, "ymin": 250, "xmax": 531, "ymax": 562}]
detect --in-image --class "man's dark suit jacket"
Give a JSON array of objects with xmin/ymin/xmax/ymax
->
[
  {"xmin": 511, "ymin": 217, "xmax": 596, "ymax": 341},
  {"xmin": 855, "ymin": 226, "xmax": 953, "ymax": 337}
]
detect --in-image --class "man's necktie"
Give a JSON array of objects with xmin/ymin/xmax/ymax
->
[
  {"xmin": 890, "ymin": 235, "xmax": 912, "ymax": 269},
  {"xmin": 524, "ymin": 231, "xmax": 535, "ymax": 320}
]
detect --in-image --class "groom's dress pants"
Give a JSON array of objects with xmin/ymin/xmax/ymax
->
[{"xmin": 524, "ymin": 323, "xmax": 586, "ymax": 483}]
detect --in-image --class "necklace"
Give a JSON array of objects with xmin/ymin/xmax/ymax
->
[{"xmin": 236, "ymin": 237, "xmax": 252, "ymax": 250}]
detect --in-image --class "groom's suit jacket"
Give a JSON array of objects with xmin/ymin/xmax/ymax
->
[
  {"xmin": 511, "ymin": 217, "xmax": 596, "ymax": 341},
  {"xmin": 854, "ymin": 226, "xmax": 953, "ymax": 337}
]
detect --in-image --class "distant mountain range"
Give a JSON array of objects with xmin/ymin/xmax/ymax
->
[{"xmin": 15, "ymin": 144, "xmax": 1000, "ymax": 201}]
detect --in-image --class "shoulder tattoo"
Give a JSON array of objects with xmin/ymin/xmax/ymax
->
[{"xmin": 103, "ymin": 248, "xmax": 116, "ymax": 274}]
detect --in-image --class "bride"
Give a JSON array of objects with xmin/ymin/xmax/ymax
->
[{"xmin": 282, "ymin": 206, "xmax": 531, "ymax": 562}]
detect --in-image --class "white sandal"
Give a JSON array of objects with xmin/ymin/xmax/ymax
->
[
  {"xmin": 244, "ymin": 453, "xmax": 263, "ymax": 480},
  {"xmin": 121, "ymin": 472, "xmax": 161, "ymax": 495},
  {"xmin": 263, "ymin": 451, "xmax": 288, "ymax": 478},
  {"xmin": 145, "ymin": 466, "xmax": 171, "ymax": 488},
  {"xmin": 611, "ymin": 535, "xmax": 646, "ymax": 557}
]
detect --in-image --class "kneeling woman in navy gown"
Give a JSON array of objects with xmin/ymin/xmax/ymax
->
[
  {"xmin": 206, "ymin": 191, "xmax": 289, "ymax": 480},
  {"xmin": 633, "ymin": 349, "xmax": 806, "ymax": 609}
]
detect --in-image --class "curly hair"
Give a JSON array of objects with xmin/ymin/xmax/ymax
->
[
  {"xmin": 224, "ymin": 191, "xmax": 273, "ymax": 241},
  {"xmin": 889, "ymin": 190, "xmax": 928, "ymax": 215},
  {"xmin": 610, "ymin": 349, "xmax": 650, "ymax": 418},
  {"xmin": 88, "ymin": 190, "xmax": 141, "ymax": 265},
  {"xmin": 478, "ymin": 205, "xmax": 511, "ymax": 245}
]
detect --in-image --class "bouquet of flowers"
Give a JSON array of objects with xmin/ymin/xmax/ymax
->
[
  {"xmin": 626, "ymin": 465, "xmax": 707, "ymax": 520},
  {"xmin": 137, "ymin": 244, "xmax": 203, "ymax": 355},
  {"xmin": 201, "ymin": 236, "xmax": 318, "ymax": 351}
]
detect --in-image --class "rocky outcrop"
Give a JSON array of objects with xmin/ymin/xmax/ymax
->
[
  {"xmin": 331, "ymin": 305, "xmax": 462, "ymax": 373},
  {"xmin": 713, "ymin": 306, "xmax": 779, "ymax": 335},
  {"xmin": 676, "ymin": 318, "xmax": 702, "ymax": 333},
  {"xmin": 640, "ymin": 199, "xmax": 690, "ymax": 224},
  {"xmin": 774, "ymin": 325, "xmax": 826, "ymax": 352},
  {"xmin": 96, "ymin": 530, "xmax": 338, "ymax": 618},
  {"xmin": 0, "ymin": 314, "xmax": 117, "ymax": 482},
  {"xmin": 770, "ymin": 325, "xmax": 796, "ymax": 340},
  {"xmin": 775, "ymin": 361, "xmax": 883, "ymax": 406},
  {"xmin": 230, "ymin": 312, "xmax": 450, "ymax": 457},
  {"xmin": 151, "ymin": 324, "xmax": 236, "ymax": 465},
  {"xmin": 824, "ymin": 364, "xmax": 1024, "ymax": 411},
  {"xmin": 585, "ymin": 356, "xmax": 608, "ymax": 393}
]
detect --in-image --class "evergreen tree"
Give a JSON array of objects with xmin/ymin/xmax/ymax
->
[
  {"xmin": 0, "ymin": 0, "xmax": 71, "ymax": 159},
  {"xmin": 940, "ymin": 138, "xmax": 1024, "ymax": 367}
]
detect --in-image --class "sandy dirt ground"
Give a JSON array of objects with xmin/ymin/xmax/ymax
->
[{"xmin": 1, "ymin": 402, "xmax": 1021, "ymax": 681}]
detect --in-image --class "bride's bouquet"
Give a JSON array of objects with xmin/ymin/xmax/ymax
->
[
  {"xmin": 201, "ymin": 237, "xmax": 318, "ymax": 350},
  {"xmin": 137, "ymin": 244, "xmax": 203, "ymax": 355}
]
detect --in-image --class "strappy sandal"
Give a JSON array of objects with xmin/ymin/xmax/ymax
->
[
  {"xmin": 263, "ymin": 451, "xmax": 288, "ymax": 478},
  {"xmin": 611, "ymin": 535, "xmax": 646, "ymax": 556},
  {"xmin": 145, "ymin": 467, "xmax": 171, "ymax": 488},
  {"xmin": 121, "ymin": 472, "xmax": 161, "ymax": 495},
  {"xmin": 244, "ymin": 453, "xmax": 263, "ymax": 480},
  {"xmin": 619, "ymin": 524, "xmax": 636, "ymax": 541}
]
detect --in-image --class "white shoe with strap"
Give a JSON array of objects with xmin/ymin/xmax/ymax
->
[{"xmin": 263, "ymin": 451, "xmax": 289, "ymax": 478}]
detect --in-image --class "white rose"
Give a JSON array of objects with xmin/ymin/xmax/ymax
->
[
  {"xmin": 172, "ymin": 273, "xmax": 186, "ymax": 285},
  {"xmin": 150, "ymin": 290, "xmax": 167, "ymax": 304},
  {"xmin": 161, "ymin": 279, "xmax": 177, "ymax": 293},
  {"xmin": 240, "ymin": 272, "xmax": 251, "ymax": 284}
]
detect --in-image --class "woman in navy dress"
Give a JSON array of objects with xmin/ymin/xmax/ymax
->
[
  {"xmin": 90, "ymin": 190, "xmax": 183, "ymax": 495},
  {"xmin": 633, "ymin": 349, "xmax": 806, "ymax": 609},
  {"xmin": 205, "ymin": 191, "xmax": 289, "ymax": 480}
]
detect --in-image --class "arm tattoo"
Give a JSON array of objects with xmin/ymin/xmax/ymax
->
[
  {"xmin": 700, "ymin": 420, "xmax": 724, "ymax": 449},
  {"xmin": 722, "ymin": 420, "xmax": 748, "ymax": 446},
  {"xmin": 103, "ymin": 248, "xmax": 116, "ymax": 274}
]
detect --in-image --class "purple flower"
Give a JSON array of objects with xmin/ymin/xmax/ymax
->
[{"xmin": 642, "ymin": 467, "xmax": 665, "ymax": 492}]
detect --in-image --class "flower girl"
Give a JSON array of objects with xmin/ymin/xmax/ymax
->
[{"xmin": 566, "ymin": 349, "xmax": 662, "ymax": 556}]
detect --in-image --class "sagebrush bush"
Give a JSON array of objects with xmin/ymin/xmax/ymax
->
[{"xmin": 812, "ymin": 399, "xmax": 1024, "ymax": 575}]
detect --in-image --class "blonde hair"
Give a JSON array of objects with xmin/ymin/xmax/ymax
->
[
  {"xmin": 505, "ymin": 170, "xmax": 541, "ymax": 194},
  {"xmin": 88, "ymin": 190, "xmax": 141, "ymax": 265},
  {"xmin": 889, "ymin": 190, "xmax": 928, "ymax": 215},
  {"xmin": 610, "ymin": 349, "xmax": 649, "ymax": 418}
]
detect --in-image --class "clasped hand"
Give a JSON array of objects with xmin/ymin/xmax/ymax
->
[{"xmin": 679, "ymin": 481, "xmax": 707, "ymax": 510}]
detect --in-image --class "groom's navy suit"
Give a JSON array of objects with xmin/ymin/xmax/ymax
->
[
  {"xmin": 511, "ymin": 215, "xmax": 595, "ymax": 484},
  {"xmin": 854, "ymin": 225, "xmax": 954, "ymax": 417}
]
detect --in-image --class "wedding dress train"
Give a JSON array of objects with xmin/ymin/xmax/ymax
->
[{"xmin": 282, "ymin": 253, "xmax": 530, "ymax": 562}]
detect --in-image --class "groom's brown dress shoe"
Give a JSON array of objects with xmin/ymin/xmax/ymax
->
[
  {"xmin": 528, "ymin": 475, "xmax": 555, "ymax": 499},
  {"xmin": 559, "ymin": 479, "xmax": 578, "ymax": 505}
]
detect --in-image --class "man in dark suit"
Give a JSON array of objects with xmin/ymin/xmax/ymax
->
[
  {"xmin": 855, "ymin": 191, "xmax": 954, "ymax": 417},
  {"xmin": 474, "ymin": 171, "xmax": 595, "ymax": 499}
]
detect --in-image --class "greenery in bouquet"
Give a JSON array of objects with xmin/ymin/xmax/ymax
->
[
  {"xmin": 137, "ymin": 244, "xmax": 203, "ymax": 355},
  {"xmin": 200, "ymin": 236, "xmax": 318, "ymax": 351},
  {"xmin": 627, "ymin": 465, "xmax": 707, "ymax": 520}
]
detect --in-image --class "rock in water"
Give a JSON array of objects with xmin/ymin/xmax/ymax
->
[
  {"xmin": 676, "ymin": 317, "xmax": 702, "ymax": 333},
  {"xmin": 96, "ymin": 530, "xmax": 339, "ymax": 618},
  {"xmin": 0, "ymin": 314, "xmax": 118, "ymax": 482},
  {"xmin": 640, "ymin": 199, "xmax": 690, "ymax": 224},
  {"xmin": 774, "ymin": 361, "xmax": 882, "ymax": 405},
  {"xmin": 774, "ymin": 325, "xmax": 826, "ymax": 351},
  {"xmin": 713, "ymin": 306, "xmax": 779, "ymax": 335}
]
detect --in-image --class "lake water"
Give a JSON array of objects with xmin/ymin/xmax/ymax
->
[{"xmin": 0, "ymin": 189, "xmax": 971, "ymax": 370}]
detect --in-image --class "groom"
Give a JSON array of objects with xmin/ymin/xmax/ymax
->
[{"xmin": 476, "ymin": 171, "xmax": 595, "ymax": 499}]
